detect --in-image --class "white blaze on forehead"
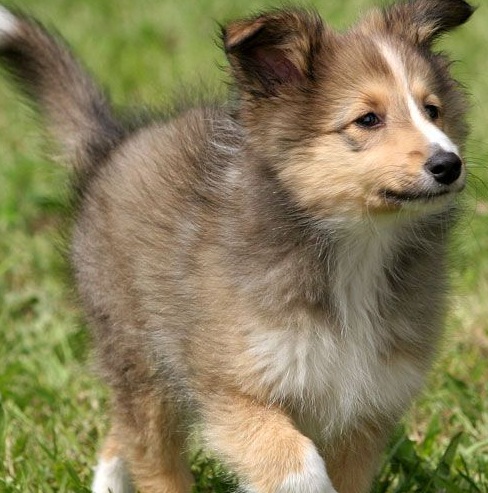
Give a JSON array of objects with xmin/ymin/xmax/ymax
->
[
  {"xmin": 406, "ymin": 95, "xmax": 458, "ymax": 153},
  {"xmin": 377, "ymin": 41, "xmax": 459, "ymax": 155}
]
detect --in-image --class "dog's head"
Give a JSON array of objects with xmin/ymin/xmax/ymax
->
[{"xmin": 222, "ymin": 0, "xmax": 474, "ymax": 221}]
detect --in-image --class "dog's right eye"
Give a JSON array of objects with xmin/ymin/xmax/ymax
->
[
  {"xmin": 424, "ymin": 104, "xmax": 440, "ymax": 121},
  {"xmin": 355, "ymin": 112, "xmax": 382, "ymax": 128}
]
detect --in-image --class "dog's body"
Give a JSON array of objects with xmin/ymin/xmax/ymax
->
[{"xmin": 0, "ymin": 1, "xmax": 474, "ymax": 492}]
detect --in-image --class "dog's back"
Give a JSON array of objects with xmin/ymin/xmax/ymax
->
[{"xmin": 0, "ymin": 1, "xmax": 474, "ymax": 492}]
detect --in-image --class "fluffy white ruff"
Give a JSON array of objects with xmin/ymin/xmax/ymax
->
[
  {"xmin": 0, "ymin": 6, "xmax": 17, "ymax": 44},
  {"xmin": 92, "ymin": 456, "xmax": 135, "ymax": 493},
  {"xmin": 277, "ymin": 444, "xmax": 338, "ymax": 493}
]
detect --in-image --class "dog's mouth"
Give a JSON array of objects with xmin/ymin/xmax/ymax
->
[{"xmin": 381, "ymin": 188, "xmax": 453, "ymax": 205}]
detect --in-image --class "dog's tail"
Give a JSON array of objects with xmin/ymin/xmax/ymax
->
[{"xmin": 0, "ymin": 6, "xmax": 125, "ymax": 174}]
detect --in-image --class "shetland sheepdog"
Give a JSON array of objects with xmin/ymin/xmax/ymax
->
[{"xmin": 0, "ymin": 0, "xmax": 474, "ymax": 492}]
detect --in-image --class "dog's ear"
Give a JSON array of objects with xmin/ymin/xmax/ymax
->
[
  {"xmin": 222, "ymin": 9, "xmax": 324, "ymax": 97},
  {"xmin": 383, "ymin": 0, "xmax": 474, "ymax": 46}
]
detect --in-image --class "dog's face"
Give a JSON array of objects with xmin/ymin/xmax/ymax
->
[{"xmin": 223, "ymin": 0, "xmax": 473, "ymax": 221}]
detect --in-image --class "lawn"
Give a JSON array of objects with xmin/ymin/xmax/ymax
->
[{"xmin": 0, "ymin": 0, "xmax": 487, "ymax": 491}]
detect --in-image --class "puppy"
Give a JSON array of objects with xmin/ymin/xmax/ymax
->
[{"xmin": 0, "ymin": 0, "xmax": 474, "ymax": 492}]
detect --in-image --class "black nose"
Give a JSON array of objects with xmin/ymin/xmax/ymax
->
[{"xmin": 424, "ymin": 151, "xmax": 462, "ymax": 185}]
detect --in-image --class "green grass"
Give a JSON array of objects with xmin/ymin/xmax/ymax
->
[{"xmin": 0, "ymin": 0, "xmax": 487, "ymax": 491}]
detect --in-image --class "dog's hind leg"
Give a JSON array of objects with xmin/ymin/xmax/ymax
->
[{"xmin": 93, "ymin": 392, "xmax": 194, "ymax": 493}]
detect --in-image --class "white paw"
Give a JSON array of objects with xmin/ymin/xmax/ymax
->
[
  {"xmin": 277, "ymin": 444, "xmax": 338, "ymax": 493},
  {"xmin": 0, "ymin": 6, "xmax": 17, "ymax": 43},
  {"xmin": 92, "ymin": 456, "xmax": 135, "ymax": 493}
]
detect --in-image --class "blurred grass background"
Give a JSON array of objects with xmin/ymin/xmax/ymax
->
[{"xmin": 0, "ymin": 0, "xmax": 487, "ymax": 491}]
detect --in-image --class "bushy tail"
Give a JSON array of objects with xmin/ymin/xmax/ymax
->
[{"xmin": 0, "ymin": 6, "xmax": 125, "ymax": 173}]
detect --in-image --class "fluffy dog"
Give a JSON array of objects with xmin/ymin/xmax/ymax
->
[{"xmin": 0, "ymin": 0, "xmax": 474, "ymax": 491}]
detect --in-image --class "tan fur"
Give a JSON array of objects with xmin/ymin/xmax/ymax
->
[
  {"xmin": 202, "ymin": 393, "xmax": 315, "ymax": 492},
  {"xmin": 102, "ymin": 391, "xmax": 193, "ymax": 493},
  {"xmin": 325, "ymin": 427, "xmax": 389, "ymax": 493},
  {"xmin": 0, "ymin": 1, "xmax": 475, "ymax": 492}
]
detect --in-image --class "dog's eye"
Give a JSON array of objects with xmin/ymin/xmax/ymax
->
[
  {"xmin": 424, "ymin": 104, "xmax": 440, "ymax": 121},
  {"xmin": 355, "ymin": 112, "xmax": 382, "ymax": 128}
]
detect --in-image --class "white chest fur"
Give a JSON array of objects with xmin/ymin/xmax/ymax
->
[{"xmin": 245, "ymin": 225, "xmax": 426, "ymax": 439}]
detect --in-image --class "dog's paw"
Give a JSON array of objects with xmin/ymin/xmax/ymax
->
[
  {"xmin": 277, "ymin": 444, "xmax": 338, "ymax": 493},
  {"xmin": 92, "ymin": 456, "xmax": 135, "ymax": 493}
]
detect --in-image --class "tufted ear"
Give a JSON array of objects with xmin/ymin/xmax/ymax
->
[
  {"xmin": 382, "ymin": 0, "xmax": 475, "ymax": 46},
  {"xmin": 222, "ymin": 9, "xmax": 324, "ymax": 97}
]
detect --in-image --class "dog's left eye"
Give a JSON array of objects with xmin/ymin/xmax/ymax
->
[{"xmin": 424, "ymin": 104, "xmax": 440, "ymax": 121}]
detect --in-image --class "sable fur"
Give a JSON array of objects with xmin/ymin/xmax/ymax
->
[{"xmin": 0, "ymin": 1, "xmax": 474, "ymax": 492}]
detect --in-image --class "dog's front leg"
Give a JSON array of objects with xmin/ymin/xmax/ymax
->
[
  {"xmin": 201, "ymin": 392, "xmax": 338, "ymax": 493},
  {"xmin": 320, "ymin": 423, "xmax": 391, "ymax": 493}
]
